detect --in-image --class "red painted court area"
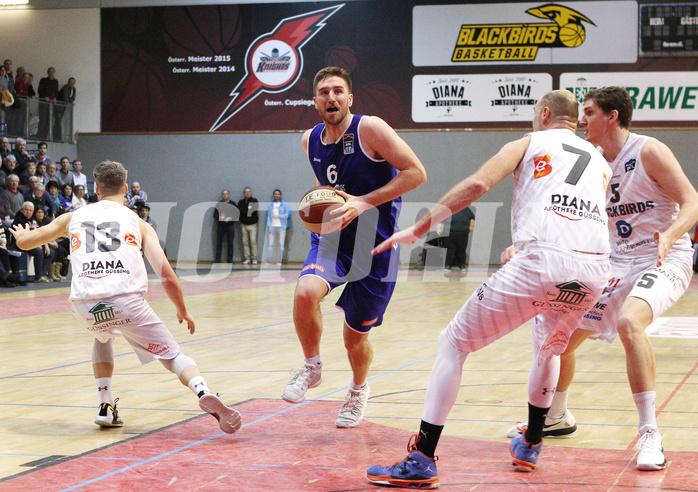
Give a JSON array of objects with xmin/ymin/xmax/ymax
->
[{"xmin": 3, "ymin": 399, "xmax": 697, "ymax": 492}]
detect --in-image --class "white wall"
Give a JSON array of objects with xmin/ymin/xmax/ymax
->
[{"xmin": 0, "ymin": 8, "xmax": 101, "ymax": 134}]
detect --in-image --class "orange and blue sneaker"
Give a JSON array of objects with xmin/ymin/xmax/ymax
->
[
  {"xmin": 509, "ymin": 434, "xmax": 542, "ymax": 471},
  {"xmin": 366, "ymin": 435, "xmax": 439, "ymax": 489}
]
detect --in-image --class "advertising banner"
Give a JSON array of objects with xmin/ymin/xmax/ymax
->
[
  {"xmin": 412, "ymin": 73, "xmax": 552, "ymax": 123},
  {"xmin": 413, "ymin": 2, "xmax": 638, "ymax": 66},
  {"xmin": 561, "ymin": 72, "xmax": 698, "ymax": 121}
]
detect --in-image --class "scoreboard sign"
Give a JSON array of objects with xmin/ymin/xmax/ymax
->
[{"xmin": 640, "ymin": 3, "xmax": 698, "ymax": 56}]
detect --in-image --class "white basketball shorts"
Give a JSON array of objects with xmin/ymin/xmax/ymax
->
[
  {"xmin": 71, "ymin": 293, "xmax": 180, "ymax": 364},
  {"xmin": 579, "ymin": 249, "xmax": 693, "ymax": 343},
  {"xmin": 445, "ymin": 241, "xmax": 611, "ymax": 365}
]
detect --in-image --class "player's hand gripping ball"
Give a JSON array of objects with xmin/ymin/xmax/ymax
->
[{"xmin": 298, "ymin": 186, "xmax": 346, "ymax": 234}]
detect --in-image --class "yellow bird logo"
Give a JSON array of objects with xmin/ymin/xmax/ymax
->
[{"xmin": 526, "ymin": 3, "xmax": 597, "ymax": 47}]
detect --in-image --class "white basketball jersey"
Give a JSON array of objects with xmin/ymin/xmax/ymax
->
[
  {"xmin": 602, "ymin": 133, "xmax": 692, "ymax": 260},
  {"xmin": 512, "ymin": 129, "xmax": 611, "ymax": 254},
  {"xmin": 68, "ymin": 200, "xmax": 148, "ymax": 300}
]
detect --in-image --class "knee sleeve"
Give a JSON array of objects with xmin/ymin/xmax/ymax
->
[
  {"xmin": 92, "ymin": 339, "xmax": 114, "ymax": 365},
  {"xmin": 160, "ymin": 353, "xmax": 197, "ymax": 377}
]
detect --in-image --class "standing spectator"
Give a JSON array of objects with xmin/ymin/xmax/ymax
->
[
  {"xmin": 59, "ymin": 183, "xmax": 75, "ymax": 212},
  {"xmin": 0, "ymin": 64, "xmax": 14, "ymax": 127},
  {"xmin": 54, "ymin": 77, "xmax": 76, "ymax": 141},
  {"xmin": 125, "ymin": 181, "xmax": 147, "ymax": 208},
  {"xmin": 72, "ymin": 184, "xmax": 87, "ymax": 210},
  {"xmin": 3, "ymin": 60, "xmax": 14, "ymax": 87},
  {"xmin": 213, "ymin": 189, "xmax": 238, "ymax": 263},
  {"xmin": 57, "ymin": 156, "xmax": 73, "ymax": 187},
  {"xmin": 12, "ymin": 137, "xmax": 32, "ymax": 174},
  {"xmin": 264, "ymin": 189, "xmax": 290, "ymax": 264},
  {"xmin": 32, "ymin": 141, "xmax": 52, "ymax": 166},
  {"xmin": 238, "ymin": 186, "xmax": 259, "ymax": 265},
  {"xmin": 38, "ymin": 67, "xmax": 59, "ymax": 140},
  {"xmin": 442, "ymin": 206, "xmax": 475, "ymax": 272},
  {"xmin": 71, "ymin": 159, "xmax": 87, "ymax": 190},
  {"xmin": 12, "ymin": 201, "xmax": 54, "ymax": 282},
  {"xmin": 138, "ymin": 203, "xmax": 156, "ymax": 229},
  {"xmin": 1, "ymin": 174, "xmax": 23, "ymax": 219}
]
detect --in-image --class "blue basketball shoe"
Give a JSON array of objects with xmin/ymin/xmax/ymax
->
[
  {"xmin": 366, "ymin": 435, "xmax": 439, "ymax": 489},
  {"xmin": 509, "ymin": 434, "xmax": 542, "ymax": 471}
]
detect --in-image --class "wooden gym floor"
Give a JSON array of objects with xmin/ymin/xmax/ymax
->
[{"xmin": 1, "ymin": 264, "xmax": 697, "ymax": 491}]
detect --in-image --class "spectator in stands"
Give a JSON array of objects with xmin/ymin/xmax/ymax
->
[
  {"xmin": 57, "ymin": 156, "xmax": 73, "ymax": 186},
  {"xmin": 72, "ymin": 184, "xmax": 87, "ymax": 210},
  {"xmin": 12, "ymin": 201, "xmax": 54, "ymax": 282},
  {"xmin": 0, "ymin": 226, "xmax": 19, "ymax": 287},
  {"xmin": 0, "ymin": 191, "xmax": 10, "ymax": 227},
  {"xmin": 46, "ymin": 180, "xmax": 61, "ymax": 216},
  {"xmin": 2, "ymin": 154, "xmax": 18, "ymax": 177},
  {"xmin": 0, "ymin": 164, "xmax": 7, "ymax": 190},
  {"xmin": 264, "ymin": 189, "xmax": 291, "ymax": 264},
  {"xmin": 125, "ymin": 181, "xmax": 147, "ymax": 208},
  {"xmin": 24, "ymin": 182, "xmax": 54, "ymax": 216},
  {"xmin": 138, "ymin": 203, "xmax": 156, "ymax": 229},
  {"xmin": 19, "ymin": 162, "xmax": 36, "ymax": 189},
  {"xmin": 59, "ymin": 183, "xmax": 75, "ymax": 212},
  {"xmin": 2, "ymin": 174, "xmax": 23, "ymax": 219},
  {"xmin": 33, "ymin": 207, "xmax": 66, "ymax": 282},
  {"xmin": 45, "ymin": 161, "xmax": 59, "ymax": 186},
  {"xmin": 71, "ymin": 159, "xmax": 87, "ymax": 191},
  {"xmin": 35, "ymin": 162, "xmax": 49, "ymax": 186},
  {"xmin": 32, "ymin": 142, "xmax": 52, "ymax": 166},
  {"xmin": 26, "ymin": 73, "xmax": 36, "ymax": 99},
  {"xmin": 0, "ymin": 137, "xmax": 11, "ymax": 161},
  {"xmin": 3, "ymin": 60, "xmax": 14, "ymax": 87},
  {"xmin": 213, "ymin": 189, "xmax": 238, "ymax": 263},
  {"xmin": 54, "ymin": 77, "xmax": 76, "ymax": 140},
  {"xmin": 238, "ymin": 186, "xmax": 259, "ymax": 265},
  {"xmin": 38, "ymin": 67, "xmax": 59, "ymax": 140},
  {"xmin": 12, "ymin": 138, "xmax": 32, "ymax": 174}
]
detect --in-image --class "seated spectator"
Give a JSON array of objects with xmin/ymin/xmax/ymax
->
[
  {"xmin": 57, "ymin": 156, "xmax": 73, "ymax": 187},
  {"xmin": 23, "ymin": 182, "xmax": 54, "ymax": 216},
  {"xmin": 0, "ymin": 164, "xmax": 6, "ymax": 190},
  {"xmin": 32, "ymin": 141, "xmax": 52, "ymax": 166},
  {"xmin": 138, "ymin": 203, "xmax": 156, "ymax": 228},
  {"xmin": 11, "ymin": 201, "xmax": 54, "ymax": 282},
  {"xmin": 12, "ymin": 138, "xmax": 32, "ymax": 175},
  {"xmin": 19, "ymin": 162, "xmax": 37, "ymax": 189},
  {"xmin": 2, "ymin": 154, "xmax": 18, "ymax": 177},
  {"xmin": 1, "ymin": 174, "xmax": 23, "ymax": 219},
  {"xmin": 0, "ymin": 226, "xmax": 24, "ymax": 287},
  {"xmin": 35, "ymin": 161, "xmax": 49, "ymax": 186},
  {"xmin": 72, "ymin": 184, "xmax": 87, "ymax": 210},
  {"xmin": 46, "ymin": 180, "xmax": 62, "ymax": 216},
  {"xmin": 0, "ymin": 136, "xmax": 10, "ymax": 162},
  {"xmin": 59, "ymin": 183, "xmax": 75, "ymax": 212},
  {"xmin": 33, "ymin": 207, "xmax": 67, "ymax": 282},
  {"xmin": 45, "ymin": 161, "xmax": 59, "ymax": 186},
  {"xmin": 125, "ymin": 181, "xmax": 147, "ymax": 208}
]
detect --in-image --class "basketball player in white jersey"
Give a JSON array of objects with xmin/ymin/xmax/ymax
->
[
  {"xmin": 11, "ymin": 160, "xmax": 242, "ymax": 434},
  {"xmin": 506, "ymin": 87, "xmax": 698, "ymax": 471},
  {"xmin": 366, "ymin": 90, "xmax": 612, "ymax": 487}
]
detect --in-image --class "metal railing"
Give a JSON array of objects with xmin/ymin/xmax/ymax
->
[{"xmin": 0, "ymin": 96, "xmax": 74, "ymax": 143}]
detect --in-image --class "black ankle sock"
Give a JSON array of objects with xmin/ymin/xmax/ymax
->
[
  {"xmin": 415, "ymin": 420, "xmax": 444, "ymax": 458},
  {"xmin": 524, "ymin": 403, "xmax": 549, "ymax": 445}
]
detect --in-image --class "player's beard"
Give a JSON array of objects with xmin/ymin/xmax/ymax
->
[{"xmin": 322, "ymin": 104, "xmax": 350, "ymax": 127}]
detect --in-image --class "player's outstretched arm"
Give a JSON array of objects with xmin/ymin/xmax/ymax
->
[
  {"xmin": 140, "ymin": 220, "xmax": 196, "ymax": 334},
  {"xmin": 373, "ymin": 136, "xmax": 529, "ymax": 255},
  {"xmin": 642, "ymin": 139, "xmax": 698, "ymax": 266},
  {"xmin": 10, "ymin": 213, "xmax": 72, "ymax": 250}
]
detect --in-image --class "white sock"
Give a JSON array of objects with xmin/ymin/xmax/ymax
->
[
  {"xmin": 633, "ymin": 391, "xmax": 657, "ymax": 434},
  {"xmin": 96, "ymin": 377, "xmax": 113, "ymax": 405},
  {"xmin": 188, "ymin": 376, "xmax": 210, "ymax": 397},
  {"xmin": 548, "ymin": 390, "xmax": 569, "ymax": 420},
  {"xmin": 305, "ymin": 355, "xmax": 322, "ymax": 370},
  {"xmin": 350, "ymin": 379, "xmax": 367, "ymax": 391}
]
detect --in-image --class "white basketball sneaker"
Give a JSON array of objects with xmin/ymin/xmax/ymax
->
[
  {"xmin": 505, "ymin": 409, "xmax": 577, "ymax": 438},
  {"xmin": 336, "ymin": 384, "xmax": 370, "ymax": 428},
  {"xmin": 282, "ymin": 364, "xmax": 322, "ymax": 403},
  {"xmin": 198, "ymin": 393, "xmax": 242, "ymax": 434},
  {"xmin": 94, "ymin": 398, "xmax": 124, "ymax": 428},
  {"xmin": 636, "ymin": 428, "xmax": 667, "ymax": 471}
]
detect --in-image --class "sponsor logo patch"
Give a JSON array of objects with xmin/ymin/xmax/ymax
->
[
  {"xmin": 124, "ymin": 233, "xmax": 138, "ymax": 246},
  {"xmin": 533, "ymin": 154, "xmax": 552, "ymax": 179},
  {"xmin": 361, "ymin": 317, "xmax": 379, "ymax": 327},
  {"xmin": 70, "ymin": 232, "xmax": 81, "ymax": 252}
]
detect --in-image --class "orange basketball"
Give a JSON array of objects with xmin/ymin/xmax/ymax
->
[{"xmin": 298, "ymin": 186, "xmax": 345, "ymax": 234}]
